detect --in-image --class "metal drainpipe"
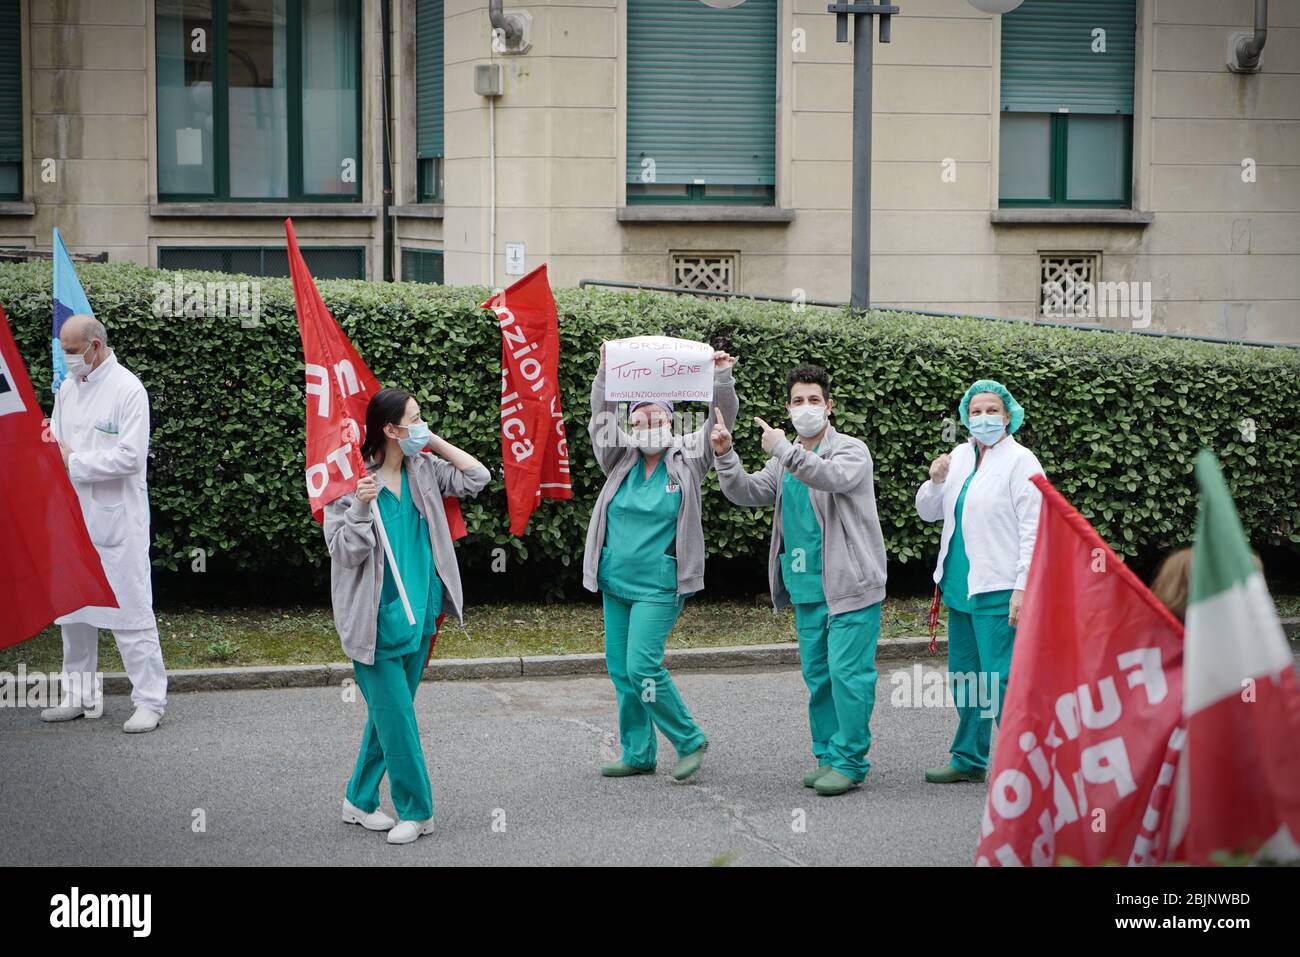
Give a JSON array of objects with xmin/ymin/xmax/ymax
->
[
  {"xmin": 380, "ymin": 0, "xmax": 394, "ymax": 282},
  {"xmin": 488, "ymin": 0, "xmax": 523, "ymax": 46},
  {"xmin": 1236, "ymin": 0, "xmax": 1269, "ymax": 70}
]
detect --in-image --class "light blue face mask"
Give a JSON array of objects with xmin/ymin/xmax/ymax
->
[
  {"xmin": 968, "ymin": 413, "xmax": 1007, "ymax": 445},
  {"xmin": 398, "ymin": 421, "xmax": 431, "ymax": 456}
]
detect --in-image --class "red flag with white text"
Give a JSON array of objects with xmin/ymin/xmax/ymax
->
[
  {"xmin": 0, "ymin": 302, "xmax": 117, "ymax": 648},
  {"xmin": 287, "ymin": 220, "xmax": 465, "ymax": 537},
  {"xmin": 482, "ymin": 265, "xmax": 571, "ymax": 535},
  {"xmin": 975, "ymin": 474, "xmax": 1185, "ymax": 866}
]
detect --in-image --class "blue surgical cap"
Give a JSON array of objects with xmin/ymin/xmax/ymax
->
[{"xmin": 959, "ymin": 379, "xmax": 1024, "ymax": 435}]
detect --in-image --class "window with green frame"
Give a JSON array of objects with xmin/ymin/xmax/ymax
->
[
  {"xmin": 0, "ymin": 0, "xmax": 21, "ymax": 200},
  {"xmin": 998, "ymin": 0, "xmax": 1135, "ymax": 208},
  {"xmin": 415, "ymin": 0, "xmax": 443, "ymax": 203},
  {"xmin": 625, "ymin": 0, "xmax": 776, "ymax": 206},
  {"xmin": 401, "ymin": 247, "xmax": 443, "ymax": 284},
  {"xmin": 155, "ymin": 0, "xmax": 362, "ymax": 202},
  {"xmin": 158, "ymin": 245, "xmax": 365, "ymax": 278}
]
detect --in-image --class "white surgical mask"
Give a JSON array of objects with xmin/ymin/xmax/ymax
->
[
  {"xmin": 789, "ymin": 405, "xmax": 827, "ymax": 438},
  {"xmin": 629, "ymin": 425, "xmax": 674, "ymax": 453},
  {"xmin": 65, "ymin": 343, "xmax": 94, "ymax": 380},
  {"xmin": 968, "ymin": 413, "xmax": 1007, "ymax": 446}
]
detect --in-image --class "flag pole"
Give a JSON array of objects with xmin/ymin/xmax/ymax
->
[{"xmin": 371, "ymin": 503, "xmax": 416, "ymax": 626}]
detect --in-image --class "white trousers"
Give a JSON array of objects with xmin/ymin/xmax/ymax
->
[{"xmin": 59, "ymin": 622, "xmax": 168, "ymax": 713}]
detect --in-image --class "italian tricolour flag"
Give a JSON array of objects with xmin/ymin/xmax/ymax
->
[{"xmin": 1166, "ymin": 450, "xmax": 1300, "ymax": 864}]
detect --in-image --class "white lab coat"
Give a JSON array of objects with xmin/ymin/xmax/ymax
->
[
  {"xmin": 51, "ymin": 351, "xmax": 156, "ymax": 630},
  {"xmin": 915, "ymin": 435, "xmax": 1044, "ymax": 597}
]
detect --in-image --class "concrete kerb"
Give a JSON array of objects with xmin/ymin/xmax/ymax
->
[
  {"xmin": 88, "ymin": 618, "xmax": 1300, "ymax": 696},
  {"xmin": 96, "ymin": 636, "xmax": 953, "ymax": 695}
]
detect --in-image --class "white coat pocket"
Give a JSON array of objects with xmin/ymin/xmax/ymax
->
[
  {"xmin": 86, "ymin": 502, "xmax": 127, "ymax": 548},
  {"xmin": 87, "ymin": 481, "xmax": 128, "ymax": 547}
]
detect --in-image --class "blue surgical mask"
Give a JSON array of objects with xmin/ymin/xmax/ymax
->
[
  {"xmin": 968, "ymin": 413, "xmax": 1007, "ymax": 445},
  {"xmin": 398, "ymin": 421, "xmax": 431, "ymax": 456}
]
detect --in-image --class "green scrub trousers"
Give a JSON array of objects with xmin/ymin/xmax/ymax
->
[
  {"xmin": 782, "ymin": 466, "xmax": 881, "ymax": 783},
  {"xmin": 598, "ymin": 455, "xmax": 706, "ymax": 770},
  {"xmin": 941, "ymin": 456, "xmax": 1015, "ymax": 774},
  {"xmin": 347, "ymin": 466, "xmax": 443, "ymax": 822}
]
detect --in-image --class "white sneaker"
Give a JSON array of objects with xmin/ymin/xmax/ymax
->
[
  {"xmin": 40, "ymin": 705, "xmax": 92, "ymax": 723},
  {"xmin": 342, "ymin": 799, "xmax": 395, "ymax": 831},
  {"xmin": 387, "ymin": 818, "xmax": 435, "ymax": 845},
  {"xmin": 123, "ymin": 706, "xmax": 163, "ymax": 733}
]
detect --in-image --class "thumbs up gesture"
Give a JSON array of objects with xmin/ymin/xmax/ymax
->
[
  {"xmin": 709, "ymin": 407, "xmax": 732, "ymax": 455},
  {"xmin": 754, "ymin": 416, "xmax": 786, "ymax": 455}
]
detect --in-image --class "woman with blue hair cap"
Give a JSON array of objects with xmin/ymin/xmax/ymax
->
[{"xmin": 914, "ymin": 379, "xmax": 1044, "ymax": 784}]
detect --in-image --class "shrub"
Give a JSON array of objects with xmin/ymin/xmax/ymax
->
[{"xmin": 3, "ymin": 260, "xmax": 1296, "ymax": 595}]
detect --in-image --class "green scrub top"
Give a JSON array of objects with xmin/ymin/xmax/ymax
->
[
  {"xmin": 780, "ymin": 446, "xmax": 825, "ymax": 605},
  {"xmin": 374, "ymin": 464, "xmax": 443, "ymax": 659},
  {"xmin": 598, "ymin": 454, "xmax": 682, "ymax": 603},
  {"xmin": 941, "ymin": 449, "xmax": 1013, "ymax": 616}
]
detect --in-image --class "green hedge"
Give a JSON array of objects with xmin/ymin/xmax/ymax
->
[{"xmin": 2, "ymin": 260, "xmax": 1297, "ymax": 593}]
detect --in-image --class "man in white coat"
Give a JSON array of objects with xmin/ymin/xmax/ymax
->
[{"xmin": 40, "ymin": 314, "xmax": 167, "ymax": 733}]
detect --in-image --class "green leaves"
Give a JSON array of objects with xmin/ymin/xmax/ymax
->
[{"xmin": 4, "ymin": 259, "xmax": 1298, "ymax": 586}]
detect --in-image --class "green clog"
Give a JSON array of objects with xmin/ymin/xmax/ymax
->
[
  {"xmin": 803, "ymin": 764, "xmax": 833, "ymax": 788},
  {"xmin": 671, "ymin": 741, "xmax": 708, "ymax": 781},
  {"xmin": 600, "ymin": 761, "xmax": 655, "ymax": 777},
  {"xmin": 924, "ymin": 764, "xmax": 987, "ymax": 784},
  {"xmin": 813, "ymin": 770, "xmax": 860, "ymax": 796}
]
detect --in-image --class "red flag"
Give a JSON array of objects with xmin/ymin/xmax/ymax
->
[
  {"xmin": 975, "ymin": 474, "xmax": 1185, "ymax": 867},
  {"xmin": 286, "ymin": 220, "xmax": 465, "ymax": 538},
  {"xmin": 0, "ymin": 302, "xmax": 117, "ymax": 648},
  {"xmin": 482, "ymin": 265, "xmax": 571, "ymax": 535}
]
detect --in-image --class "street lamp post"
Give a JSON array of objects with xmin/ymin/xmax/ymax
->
[
  {"xmin": 702, "ymin": 1, "xmax": 1029, "ymax": 313},
  {"xmin": 826, "ymin": 3, "xmax": 897, "ymax": 313}
]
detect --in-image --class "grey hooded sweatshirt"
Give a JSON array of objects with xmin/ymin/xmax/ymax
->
[
  {"xmin": 715, "ymin": 424, "xmax": 887, "ymax": 616},
  {"xmin": 581, "ymin": 364, "xmax": 738, "ymax": 597},
  {"xmin": 324, "ymin": 452, "xmax": 491, "ymax": 665}
]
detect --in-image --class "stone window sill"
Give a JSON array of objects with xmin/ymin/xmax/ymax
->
[
  {"xmin": 390, "ymin": 204, "xmax": 444, "ymax": 219},
  {"xmin": 617, "ymin": 206, "xmax": 795, "ymax": 224},
  {"xmin": 991, "ymin": 208, "xmax": 1154, "ymax": 226},
  {"xmin": 150, "ymin": 203, "xmax": 378, "ymax": 218}
]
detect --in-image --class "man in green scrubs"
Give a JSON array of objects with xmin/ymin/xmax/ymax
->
[
  {"xmin": 781, "ymin": 456, "xmax": 883, "ymax": 794},
  {"xmin": 347, "ymin": 464, "xmax": 442, "ymax": 824},
  {"xmin": 714, "ymin": 365, "xmax": 890, "ymax": 797}
]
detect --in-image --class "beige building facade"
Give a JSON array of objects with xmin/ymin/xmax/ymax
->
[{"xmin": 0, "ymin": 0, "xmax": 1296, "ymax": 341}]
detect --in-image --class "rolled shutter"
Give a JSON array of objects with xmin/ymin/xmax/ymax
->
[
  {"xmin": 0, "ymin": 0, "xmax": 21, "ymax": 164},
  {"xmin": 416, "ymin": 0, "xmax": 443, "ymax": 159},
  {"xmin": 1001, "ymin": 0, "xmax": 1135, "ymax": 114},
  {"xmin": 626, "ymin": 0, "xmax": 776, "ymax": 185}
]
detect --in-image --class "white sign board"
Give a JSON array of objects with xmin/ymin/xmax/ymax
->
[
  {"xmin": 504, "ymin": 241, "xmax": 525, "ymax": 276},
  {"xmin": 604, "ymin": 336, "xmax": 714, "ymax": 404}
]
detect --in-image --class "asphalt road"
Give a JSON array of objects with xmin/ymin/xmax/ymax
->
[{"xmin": 0, "ymin": 660, "xmax": 990, "ymax": 866}]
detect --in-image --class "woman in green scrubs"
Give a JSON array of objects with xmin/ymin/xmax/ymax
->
[
  {"xmin": 583, "ymin": 342, "xmax": 738, "ymax": 782},
  {"xmin": 915, "ymin": 380, "xmax": 1045, "ymax": 783},
  {"xmin": 326, "ymin": 388, "xmax": 489, "ymax": 845}
]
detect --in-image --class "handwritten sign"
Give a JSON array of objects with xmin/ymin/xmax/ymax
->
[{"xmin": 604, "ymin": 336, "xmax": 714, "ymax": 403}]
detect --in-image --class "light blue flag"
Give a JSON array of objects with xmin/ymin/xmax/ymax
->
[{"xmin": 52, "ymin": 227, "xmax": 94, "ymax": 394}]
